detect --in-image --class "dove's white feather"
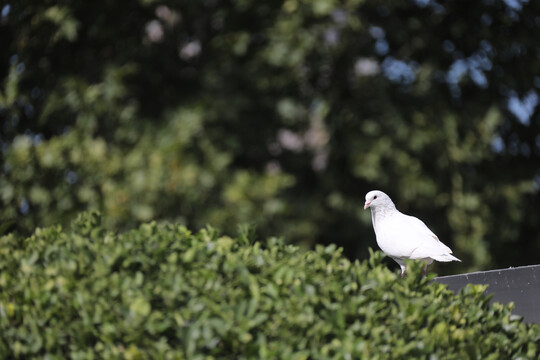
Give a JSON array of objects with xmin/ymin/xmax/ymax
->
[
  {"xmin": 374, "ymin": 214, "xmax": 423, "ymax": 259},
  {"xmin": 364, "ymin": 190, "xmax": 461, "ymax": 276}
]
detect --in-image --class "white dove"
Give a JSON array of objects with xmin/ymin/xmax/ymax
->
[{"xmin": 364, "ymin": 190, "xmax": 461, "ymax": 277}]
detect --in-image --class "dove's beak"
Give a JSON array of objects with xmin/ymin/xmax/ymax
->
[{"xmin": 364, "ymin": 201, "xmax": 371, "ymax": 210}]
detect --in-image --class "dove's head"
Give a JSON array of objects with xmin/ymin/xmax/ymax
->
[{"xmin": 364, "ymin": 190, "xmax": 393, "ymax": 210}]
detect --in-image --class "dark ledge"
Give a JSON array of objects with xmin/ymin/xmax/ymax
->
[{"xmin": 435, "ymin": 264, "xmax": 540, "ymax": 324}]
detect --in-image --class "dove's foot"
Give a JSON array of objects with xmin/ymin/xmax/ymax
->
[
  {"xmin": 400, "ymin": 270, "xmax": 406, "ymax": 278},
  {"xmin": 422, "ymin": 264, "xmax": 428, "ymax": 277}
]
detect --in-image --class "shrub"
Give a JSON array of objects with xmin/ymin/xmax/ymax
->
[{"xmin": 0, "ymin": 212, "xmax": 539, "ymax": 359}]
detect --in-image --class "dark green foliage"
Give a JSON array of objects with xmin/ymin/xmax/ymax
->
[
  {"xmin": 1, "ymin": 0, "xmax": 540, "ymax": 273},
  {"xmin": 1, "ymin": 213, "xmax": 538, "ymax": 359}
]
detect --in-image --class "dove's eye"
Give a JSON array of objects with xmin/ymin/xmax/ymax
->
[{"xmin": 374, "ymin": 195, "xmax": 378, "ymax": 199}]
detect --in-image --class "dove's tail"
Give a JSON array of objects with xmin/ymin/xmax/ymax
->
[{"xmin": 431, "ymin": 253, "xmax": 462, "ymax": 262}]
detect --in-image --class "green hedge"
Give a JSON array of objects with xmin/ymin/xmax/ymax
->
[{"xmin": 0, "ymin": 212, "xmax": 539, "ymax": 359}]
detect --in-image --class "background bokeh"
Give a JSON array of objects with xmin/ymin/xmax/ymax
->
[{"xmin": 1, "ymin": 0, "xmax": 539, "ymax": 274}]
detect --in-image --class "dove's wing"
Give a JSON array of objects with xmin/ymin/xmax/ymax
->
[
  {"xmin": 401, "ymin": 214, "xmax": 453, "ymax": 253},
  {"xmin": 376, "ymin": 212, "xmax": 459, "ymax": 261},
  {"xmin": 374, "ymin": 213, "xmax": 424, "ymax": 259},
  {"xmin": 400, "ymin": 214, "xmax": 461, "ymax": 261}
]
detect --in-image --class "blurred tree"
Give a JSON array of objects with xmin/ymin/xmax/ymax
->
[{"xmin": 1, "ymin": 0, "xmax": 539, "ymax": 273}]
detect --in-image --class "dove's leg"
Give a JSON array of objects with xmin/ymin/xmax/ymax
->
[
  {"xmin": 422, "ymin": 259, "xmax": 434, "ymax": 277},
  {"xmin": 391, "ymin": 257, "xmax": 407, "ymax": 278}
]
